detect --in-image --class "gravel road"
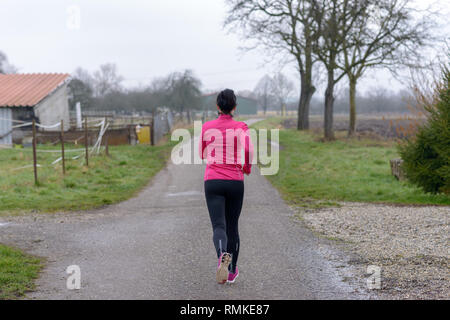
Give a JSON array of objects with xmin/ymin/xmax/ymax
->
[
  {"xmin": 303, "ymin": 203, "xmax": 449, "ymax": 299},
  {"xmin": 0, "ymin": 123, "xmax": 374, "ymax": 299}
]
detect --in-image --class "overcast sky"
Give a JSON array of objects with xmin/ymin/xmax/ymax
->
[{"xmin": 1, "ymin": 0, "xmax": 448, "ymax": 96}]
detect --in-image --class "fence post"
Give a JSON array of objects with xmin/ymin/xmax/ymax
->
[
  {"xmin": 105, "ymin": 116, "xmax": 110, "ymax": 157},
  {"xmin": 151, "ymin": 111, "xmax": 155, "ymax": 146},
  {"xmin": 32, "ymin": 119, "xmax": 38, "ymax": 186},
  {"xmin": 60, "ymin": 119, "xmax": 65, "ymax": 175},
  {"xmin": 84, "ymin": 116, "xmax": 89, "ymax": 167}
]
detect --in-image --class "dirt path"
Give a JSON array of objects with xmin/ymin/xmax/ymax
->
[{"xmin": 0, "ymin": 120, "xmax": 374, "ymax": 299}]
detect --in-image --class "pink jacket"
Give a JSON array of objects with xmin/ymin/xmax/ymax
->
[{"xmin": 199, "ymin": 114, "xmax": 253, "ymax": 181}]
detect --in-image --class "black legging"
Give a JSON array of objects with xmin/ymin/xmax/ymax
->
[{"xmin": 204, "ymin": 179, "xmax": 244, "ymax": 273}]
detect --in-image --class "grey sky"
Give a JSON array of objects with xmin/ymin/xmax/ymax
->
[{"xmin": 1, "ymin": 0, "xmax": 448, "ymax": 96}]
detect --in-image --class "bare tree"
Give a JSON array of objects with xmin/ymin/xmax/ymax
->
[
  {"xmin": 92, "ymin": 63, "xmax": 124, "ymax": 97},
  {"xmin": 148, "ymin": 76, "xmax": 172, "ymax": 110},
  {"xmin": 311, "ymin": 0, "xmax": 366, "ymax": 140},
  {"xmin": 254, "ymin": 74, "xmax": 275, "ymax": 114},
  {"xmin": 0, "ymin": 52, "xmax": 7, "ymax": 74},
  {"xmin": 73, "ymin": 67, "xmax": 95, "ymax": 89},
  {"xmin": 224, "ymin": 0, "xmax": 318, "ymax": 130},
  {"xmin": 68, "ymin": 78, "xmax": 93, "ymax": 110},
  {"xmin": 165, "ymin": 70, "xmax": 202, "ymax": 122},
  {"xmin": 272, "ymin": 72, "xmax": 295, "ymax": 116},
  {"xmin": 0, "ymin": 51, "xmax": 17, "ymax": 74},
  {"xmin": 338, "ymin": 0, "xmax": 434, "ymax": 136},
  {"xmin": 237, "ymin": 90, "xmax": 258, "ymax": 100},
  {"xmin": 69, "ymin": 67, "xmax": 95, "ymax": 110}
]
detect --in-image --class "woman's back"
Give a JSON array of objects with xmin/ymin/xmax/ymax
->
[{"xmin": 200, "ymin": 113, "xmax": 253, "ymax": 181}]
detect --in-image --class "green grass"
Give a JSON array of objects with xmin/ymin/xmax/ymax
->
[
  {"xmin": 0, "ymin": 142, "xmax": 174, "ymax": 215},
  {"xmin": 252, "ymin": 116, "xmax": 286, "ymax": 130},
  {"xmin": 253, "ymin": 118, "xmax": 450, "ymax": 206},
  {"xmin": 0, "ymin": 244, "xmax": 42, "ymax": 300}
]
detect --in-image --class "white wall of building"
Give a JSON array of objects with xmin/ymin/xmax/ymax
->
[{"xmin": 34, "ymin": 83, "xmax": 70, "ymax": 131}]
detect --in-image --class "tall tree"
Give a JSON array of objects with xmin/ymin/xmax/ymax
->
[
  {"xmin": 68, "ymin": 78, "xmax": 93, "ymax": 110},
  {"xmin": 254, "ymin": 74, "xmax": 275, "ymax": 115},
  {"xmin": 146, "ymin": 77, "xmax": 169, "ymax": 111},
  {"xmin": 272, "ymin": 72, "xmax": 295, "ymax": 116},
  {"xmin": 311, "ymin": 0, "xmax": 365, "ymax": 140},
  {"xmin": 225, "ymin": 0, "xmax": 318, "ymax": 130},
  {"xmin": 69, "ymin": 67, "xmax": 95, "ymax": 110},
  {"xmin": 165, "ymin": 70, "xmax": 202, "ymax": 122},
  {"xmin": 92, "ymin": 63, "xmax": 124, "ymax": 97},
  {"xmin": 338, "ymin": 0, "xmax": 433, "ymax": 136},
  {"xmin": 73, "ymin": 67, "xmax": 95, "ymax": 89}
]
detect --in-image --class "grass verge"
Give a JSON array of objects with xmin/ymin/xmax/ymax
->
[
  {"xmin": 253, "ymin": 118, "xmax": 450, "ymax": 206},
  {"xmin": 0, "ymin": 244, "xmax": 42, "ymax": 300},
  {"xmin": 0, "ymin": 142, "xmax": 174, "ymax": 215}
]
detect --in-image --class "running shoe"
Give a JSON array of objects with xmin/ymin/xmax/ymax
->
[
  {"xmin": 227, "ymin": 267, "xmax": 239, "ymax": 284},
  {"xmin": 216, "ymin": 253, "xmax": 232, "ymax": 284}
]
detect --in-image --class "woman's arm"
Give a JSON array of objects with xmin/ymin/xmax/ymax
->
[
  {"xmin": 241, "ymin": 123, "xmax": 253, "ymax": 175},
  {"xmin": 199, "ymin": 124, "xmax": 207, "ymax": 160}
]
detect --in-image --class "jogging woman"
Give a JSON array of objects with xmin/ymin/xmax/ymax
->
[{"xmin": 199, "ymin": 89, "xmax": 253, "ymax": 284}]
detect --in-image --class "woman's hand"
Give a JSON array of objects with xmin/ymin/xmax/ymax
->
[{"xmin": 242, "ymin": 164, "xmax": 251, "ymax": 175}]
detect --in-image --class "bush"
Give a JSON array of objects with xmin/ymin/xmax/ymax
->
[{"xmin": 399, "ymin": 67, "xmax": 450, "ymax": 194}]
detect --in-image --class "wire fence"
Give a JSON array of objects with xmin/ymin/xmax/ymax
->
[
  {"xmin": 1, "ymin": 109, "xmax": 188, "ymax": 185},
  {"xmin": 68, "ymin": 110, "xmax": 173, "ymax": 145},
  {"xmin": 1, "ymin": 117, "xmax": 109, "ymax": 185}
]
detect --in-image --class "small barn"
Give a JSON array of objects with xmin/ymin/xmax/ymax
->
[
  {"xmin": 0, "ymin": 73, "xmax": 70, "ymax": 145},
  {"xmin": 201, "ymin": 93, "xmax": 258, "ymax": 115}
]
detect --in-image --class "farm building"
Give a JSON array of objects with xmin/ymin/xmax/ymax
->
[
  {"xmin": 0, "ymin": 73, "xmax": 70, "ymax": 145},
  {"xmin": 201, "ymin": 93, "xmax": 258, "ymax": 115}
]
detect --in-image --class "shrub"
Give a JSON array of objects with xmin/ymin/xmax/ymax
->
[{"xmin": 399, "ymin": 67, "xmax": 450, "ymax": 194}]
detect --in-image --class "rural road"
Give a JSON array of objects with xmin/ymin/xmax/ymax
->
[{"xmin": 0, "ymin": 119, "xmax": 374, "ymax": 299}]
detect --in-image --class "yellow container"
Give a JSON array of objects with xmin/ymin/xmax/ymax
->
[{"xmin": 136, "ymin": 126, "xmax": 151, "ymax": 145}]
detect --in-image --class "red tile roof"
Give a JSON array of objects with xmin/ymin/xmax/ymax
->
[{"xmin": 0, "ymin": 73, "xmax": 70, "ymax": 107}]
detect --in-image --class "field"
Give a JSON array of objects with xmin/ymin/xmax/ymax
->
[
  {"xmin": 252, "ymin": 117, "xmax": 450, "ymax": 206},
  {"xmin": 0, "ymin": 244, "xmax": 42, "ymax": 300},
  {"xmin": 283, "ymin": 114, "xmax": 426, "ymax": 139},
  {"xmin": 0, "ymin": 142, "xmax": 173, "ymax": 215}
]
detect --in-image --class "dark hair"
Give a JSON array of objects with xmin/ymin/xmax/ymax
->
[{"xmin": 216, "ymin": 89, "xmax": 236, "ymax": 115}]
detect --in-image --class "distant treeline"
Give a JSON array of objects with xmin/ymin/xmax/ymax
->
[
  {"xmin": 68, "ymin": 62, "xmax": 416, "ymax": 117},
  {"xmin": 287, "ymin": 88, "xmax": 415, "ymax": 115},
  {"xmin": 69, "ymin": 65, "xmax": 203, "ymax": 119}
]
